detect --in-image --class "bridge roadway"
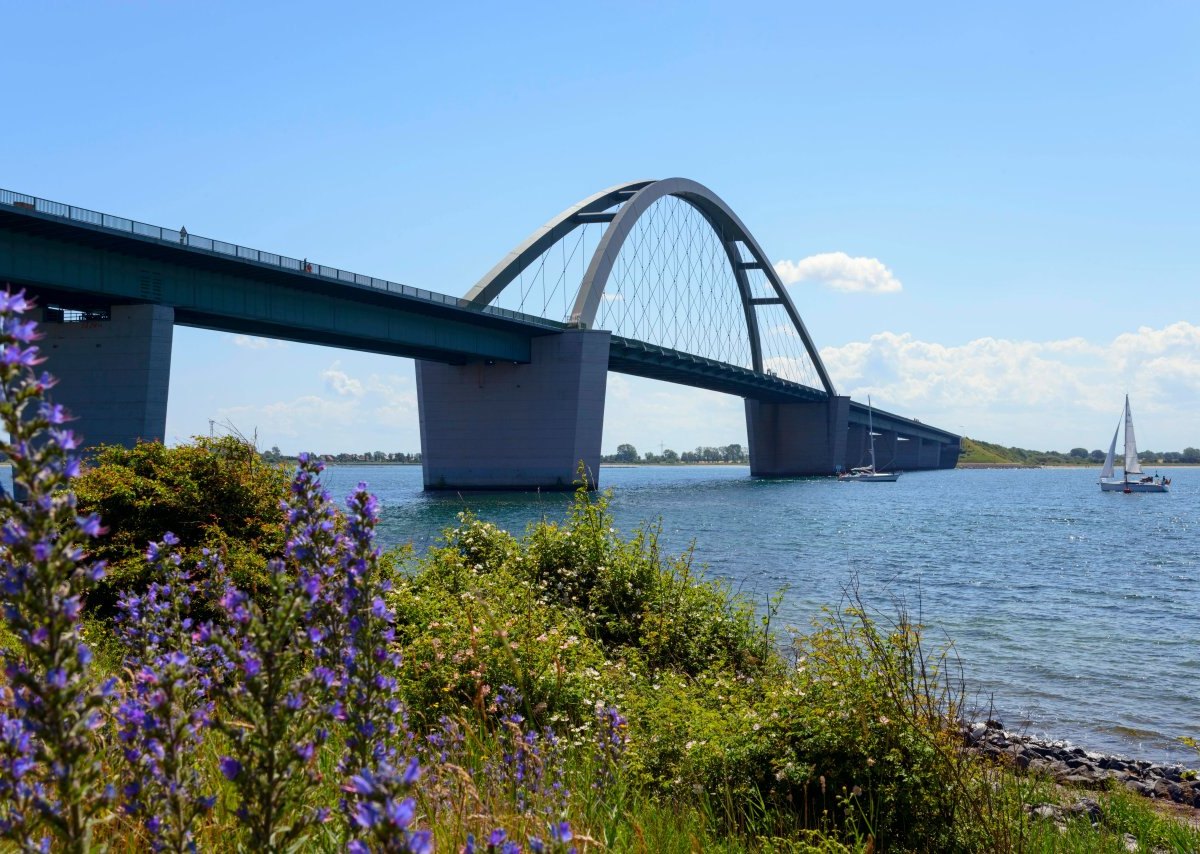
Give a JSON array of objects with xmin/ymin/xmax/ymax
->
[
  {"xmin": 0, "ymin": 190, "xmax": 956, "ymax": 447},
  {"xmin": 0, "ymin": 187, "xmax": 959, "ymax": 485}
]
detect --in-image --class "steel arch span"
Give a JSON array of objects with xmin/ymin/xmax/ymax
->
[{"xmin": 464, "ymin": 178, "xmax": 837, "ymax": 396}]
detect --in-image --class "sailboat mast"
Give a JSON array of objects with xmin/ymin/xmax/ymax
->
[{"xmin": 867, "ymin": 395, "xmax": 876, "ymax": 469}]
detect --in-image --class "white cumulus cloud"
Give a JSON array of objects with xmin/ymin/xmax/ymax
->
[
  {"xmin": 322, "ymin": 363, "xmax": 366, "ymax": 397},
  {"xmin": 819, "ymin": 322, "xmax": 1200, "ymax": 450},
  {"xmin": 215, "ymin": 363, "xmax": 419, "ymax": 451},
  {"xmin": 774, "ymin": 252, "xmax": 903, "ymax": 294}
]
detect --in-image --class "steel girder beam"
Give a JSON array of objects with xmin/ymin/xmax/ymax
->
[
  {"xmin": 608, "ymin": 337, "xmax": 827, "ymax": 404},
  {"xmin": 0, "ymin": 207, "xmax": 545, "ymax": 364}
]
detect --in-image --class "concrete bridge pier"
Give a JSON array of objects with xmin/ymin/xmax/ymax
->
[
  {"xmin": 918, "ymin": 437, "xmax": 942, "ymax": 468},
  {"xmin": 37, "ymin": 303, "xmax": 174, "ymax": 449},
  {"xmin": 744, "ymin": 395, "xmax": 850, "ymax": 476},
  {"xmin": 846, "ymin": 423, "xmax": 870, "ymax": 469},
  {"xmin": 873, "ymin": 430, "xmax": 899, "ymax": 470},
  {"xmin": 892, "ymin": 433, "xmax": 922, "ymax": 470},
  {"xmin": 415, "ymin": 330, "xmax": 610, "ymax": 491}
]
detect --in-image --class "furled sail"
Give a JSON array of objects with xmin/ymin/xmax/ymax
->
[
  {"xmin": 1100, "ymin": 421, "xmax": 1119, "ymax": 480},
  {"xmin": 1123, "ymin": 395, "xmax": 1143, "ymax": 474}
]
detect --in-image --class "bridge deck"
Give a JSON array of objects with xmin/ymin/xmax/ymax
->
[{"xmin": 0, "ymin": 187, "xmax": 958, "ymax": 446}]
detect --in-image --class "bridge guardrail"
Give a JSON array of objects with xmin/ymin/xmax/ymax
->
[{"xmin": 0, "ymin": 187, "xmax": 564, "ymax": 331}]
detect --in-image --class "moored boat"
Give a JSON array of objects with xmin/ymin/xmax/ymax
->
[
  {"xmin": 839, "ymin": 396, "xmax": 901, "ymax": 482},
  {"xmin": 1099, "ymin": 396, "xmax": 1170, "ymax": 493}
]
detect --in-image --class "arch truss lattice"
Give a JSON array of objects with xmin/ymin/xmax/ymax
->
[{"xmin": 465, "ymin": 178, "xmax": 835, "ymax": 396}]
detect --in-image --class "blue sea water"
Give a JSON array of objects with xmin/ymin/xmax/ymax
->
[{"xmin": 316, "ymin": 463, "xmax": 1200, "ymax": 765}]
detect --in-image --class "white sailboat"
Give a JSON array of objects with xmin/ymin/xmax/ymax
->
[
  {"xmin": 839, "ymin": 396, "xmax": 900, "ymax": 482},
  {"xmin": 1099, "ymin": 395, "xmax": 1170, "ymax": 493}
]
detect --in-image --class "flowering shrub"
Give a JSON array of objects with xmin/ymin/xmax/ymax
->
[
  {"xmin": 114, "ymin": 532, "xmax": 216, "ymax": 851},
  {"xmin": 72, "ymin": 435, "xmax": 290, "ymax": 618},
  {"xmin": 338, "ymin": 485, "xmax": 406, "ymax": 777},
  {"xmin": 517, "ymin": 484, "xmax": 764, "ymax": 676},
  {"xmin": 344, "ymin": 759, "xmax": 431, "ymax": 854},
  {"xmin": 206, "ymin": 453, "xmax": 348, "ymax": 849},
  {"xmin": 484, "ymin": 685, "xmax": 569, "ymax": 818},
  {"xmin": 0, "ymin": 290, "xmax": 113, "ymax": 852}
]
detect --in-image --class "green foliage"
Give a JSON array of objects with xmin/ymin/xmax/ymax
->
[
  {"xmin": 72, "ymin": 436, "xmax": 291, "ymax": 615},
  {"xmin": 519, "ymin": 484, "xmax": 763, "ymax": 675},
  {"xmin": 392, "ymin": 483, "xmax": 1010, "ymax": 850},
  {"xmin": 42, "ymin": 441, "xmax": 1200, "ymax": 852},
  {"xmin": 392, "ymin": 480, "xmax": 769, "ymax": 733},
  {"xmin": 959, "ymin": 436, "xmax": 1196, "ymax": 467}
]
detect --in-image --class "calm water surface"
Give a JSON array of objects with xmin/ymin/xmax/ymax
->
[{"xmin": 319, "ymin": 465, "xmax": 1198, "ymax": 763}]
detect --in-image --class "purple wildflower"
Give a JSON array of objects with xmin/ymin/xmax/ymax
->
[{"xmin": 0, "ymin": 292, "xmax": 112, "ymax": 847}]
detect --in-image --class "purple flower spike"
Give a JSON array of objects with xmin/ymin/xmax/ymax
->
[
  {"xmin": 352, "ymin": 800, "xmax": 383, "ymax": 830},
  {"xmin": 401, "ymin": 756, "xmax": 421, "ymax": 786},
  {"xmin": 383, "ymin": 796, "xmax": 415, "ymax": 829},
  {"xmin": 219, "ymin": 757, "xmax": 242, "ymax": 780}
]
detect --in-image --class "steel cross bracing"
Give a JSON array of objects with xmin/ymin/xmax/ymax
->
[{"xmin": 467, "ymin": 178, "xmax": 836, "ymax": 396}]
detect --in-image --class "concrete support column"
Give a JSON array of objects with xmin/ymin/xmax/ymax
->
[
  {"xmin": 415, "ymin": 330, "xmax": 610, "ymax": 491},
  {"xmin": 745, "ymin": 395, "xmax": 849, "ymax": 477},
  {"xmin": 893, "ymin": 435, "xmax": 920, "ymax": 469},
  {"xmin": 38, "ymin": 304, "xmax": 173, "ymax": 449},
  {"xmin": 874, "ymin": 431, "xmax": 899, "ymax": 470},
  {"xmin": 940, "ymin": 441, "xmax": 962, "ymax": 469},
  {"xmin": 918, "ymin": 438, "xmax": 942, "ymax": 469},
  {"xmin": 846, "ymin": 423, "xmax": 870, "ymax": 470}
]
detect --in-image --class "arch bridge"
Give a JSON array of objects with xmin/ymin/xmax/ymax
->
[
  {"xmin": 0, "ymin": 181, "xmax": 960, "ymax": 489},
  {"xmin": 420, "ymin": 177, "xmax": 959, "ymax": 487}
]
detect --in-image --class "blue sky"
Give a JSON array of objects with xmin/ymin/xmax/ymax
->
[{"xmin": 5, "ymin": 1, "xmax": 1198, "ymax": 453}]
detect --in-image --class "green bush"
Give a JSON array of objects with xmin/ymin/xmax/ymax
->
[
  {"xmin": 390, "ymin": 484, "xmax": 994, "ymax": 850},
  {"xmin": 73, "ymin": 436, "xmax": 291, "ymax": 616},
  {"xmin": 517, "ymin": 483, "xmax": 765, "ymax": 676}
]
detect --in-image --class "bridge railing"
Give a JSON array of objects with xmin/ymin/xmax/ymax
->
[{"xmin": 0, "ymin": 187, "xmax": 563, "ymax": 330}]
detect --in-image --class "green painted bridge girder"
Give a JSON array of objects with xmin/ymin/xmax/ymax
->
[
  {"xmin": 0, "ymin": 200, "xmax": 961, "ymax": 449},
  {"xmin": 0, "ymin": 211, "xmax": 539, "ymax": 364}
]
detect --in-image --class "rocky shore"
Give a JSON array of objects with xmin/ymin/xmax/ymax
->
[{"xmin": 967, "ymin": 719, "xmax": 1200, "ymax": 807}]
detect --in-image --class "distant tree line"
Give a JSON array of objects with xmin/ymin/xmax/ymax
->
[
  {"xmin": 1083, "ymin": 447, "xmax": 1200, "ymax": 465},
  {"xmin": 601, "ymin": 443, "xmax": 748, "ymax": 465},
  {"xmin": 959, "ymin": 437, "xmax": 1200, "ymax": 467},
  {"xmin": 260, "ymin": 446, "xmax": 421, "ymax": 464}
]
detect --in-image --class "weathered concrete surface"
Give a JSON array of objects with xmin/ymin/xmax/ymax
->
[
  {"xmin": 416, "ymin": 330, "xmax": 610, "ymax": 490},
  {"xmin": 38, "ymin": 304, "xmax": 173, "ymax": 448},
  {"xmin": 744, "ymin": 395, "xmax": 850, "ymax": 476}
]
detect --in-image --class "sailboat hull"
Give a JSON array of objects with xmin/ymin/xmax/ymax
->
[
  {"xmin": 1097, "ymin": 397, "xmax": 1172, "ymax": 493},
  {"xmin": 840, "ymin": 472, "xmax": 900, "ymax": 482},
  {"xmin": 1100, "ymin": 479, "xmax": 1169, "ymax": 493}
]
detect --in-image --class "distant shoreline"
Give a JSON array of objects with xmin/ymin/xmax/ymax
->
[
  {"xmin": 957, "ymin": 462, "xmax": 1041, "ymax": 469},
  {"xmin": 958, "ymin": 463, "xmax": 1199, "ymax": 470}
]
